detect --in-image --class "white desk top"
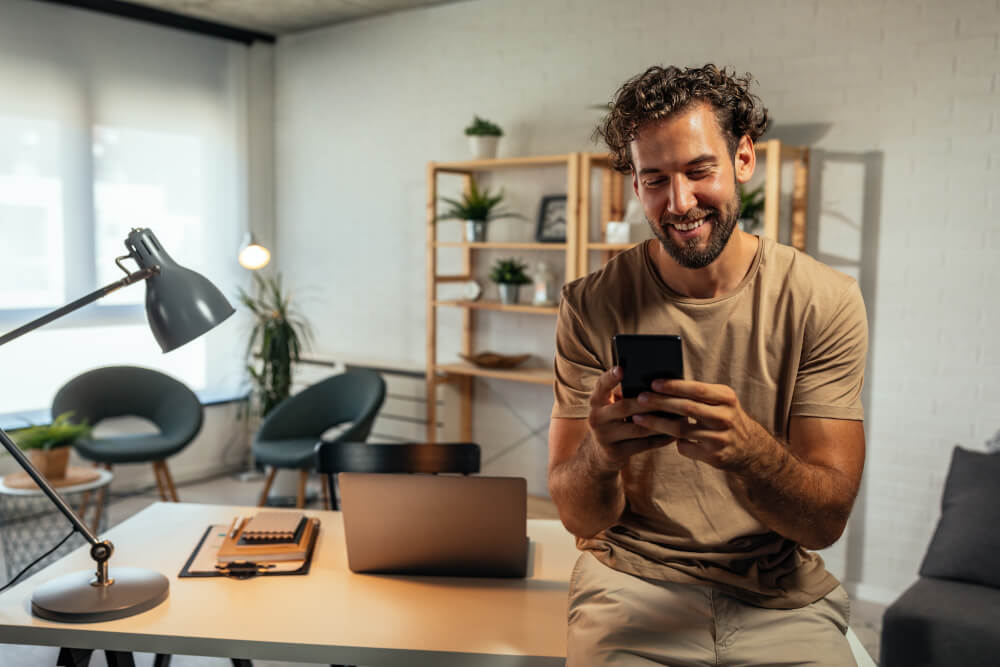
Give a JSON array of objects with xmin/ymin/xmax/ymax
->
[{"xmin": 0, "ymin": 502, "xmax": 578, "ymax": 666}]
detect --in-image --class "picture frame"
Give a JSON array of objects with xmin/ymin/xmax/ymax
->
[{"xmin": 535, "ymin": 194, "xmax": 567, "ymax": 243}]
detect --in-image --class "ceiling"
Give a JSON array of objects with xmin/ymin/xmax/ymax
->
[{"xmin": 124, "ymin": 0, "xmax": 465, "ymax": 36}]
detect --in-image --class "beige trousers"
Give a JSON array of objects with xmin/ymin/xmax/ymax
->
[{"xmin": 567, "ymin": 552, "xmax": 855, "ymax": 667}]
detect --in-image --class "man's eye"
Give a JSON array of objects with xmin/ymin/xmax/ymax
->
[
  {"xmin": 644, "ymin": 178, "xmax": 666, "ymax": 187},
  {"xmin": 688, "ymin": 170, "xmax": 711, "ymax": 179}
]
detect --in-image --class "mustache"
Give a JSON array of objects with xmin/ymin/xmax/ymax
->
[{"xmin": 661, "ymin": 208, "xmax": 716, "ymax": 225}]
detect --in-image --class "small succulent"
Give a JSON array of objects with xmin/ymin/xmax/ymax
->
[
  {"xmin": 11, "ymin": 412, "xmax": 92, "ymax": 451},
  {"xmin": 464, "ymin": 115, "xmax": 503, "ymax": 137},
  {"xmin": 437, "ymin": 178, "xmax": 520, "ymax": 223},
  {"xmin": 489, "ymin": 257, "xmax": 531, "ymax": 285}
]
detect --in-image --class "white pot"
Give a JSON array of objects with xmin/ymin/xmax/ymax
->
[{"xmin": 468, "ymin": 135, "xmax": 500, "ymax": 159}]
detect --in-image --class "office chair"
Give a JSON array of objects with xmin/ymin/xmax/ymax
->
[
  {"xmin": 52, "ymin": 366, "xmax": 203, "ymax": 502},
  {"xmin": 314, "ymin": 441, "xmax": 481, "ymax": 510},
  {"xmin": 253, "ymin": 368, "xmax": 385, "ymax": 508}
]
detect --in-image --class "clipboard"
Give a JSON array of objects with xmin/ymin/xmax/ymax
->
[{"xmin": 179, "ymin": 518, "xmax": 320, "ymax": 579}]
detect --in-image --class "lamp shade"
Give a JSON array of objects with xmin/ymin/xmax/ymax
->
[{"xmin": 126, "ymin": 228, "xmax": 235, "ymax": 352}]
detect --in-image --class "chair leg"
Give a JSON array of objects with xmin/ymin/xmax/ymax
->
[
  {"xmin": 320, "ymin": 472, "xmax": 330, "ymax": 510},
  {"xmin": 296, "ymin": 469, "xmax": 308, "ymax": 509},
  {"xmin": 258, "ymin": 467, "xmax": 277, "ymax": 507},
  {"xmin": 160, "ymin": 461, "xmax": 180, "ymax": 502},
  {"xmin": 152, "ymin": 461, "xmax": 168, "ymax": 501},
  {"xmin": 328, "ymin": 474, "xmax": 339, "ymax": 511}
]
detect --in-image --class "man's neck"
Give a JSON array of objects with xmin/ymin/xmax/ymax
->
[{"xmin": 651, "ymin": 230, "xmax": 760, "ymax": 299}]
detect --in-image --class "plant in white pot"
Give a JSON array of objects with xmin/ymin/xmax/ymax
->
[
  {"xmin": 437, "ymin": 178, "xmax": 521, "ymax": 243},
  {"xmin": 489, "ymin": 257, "xmax": 531, "ymax": 305},
  {"xmin": 10, "ymin": 411, "xmax": 92, "ymax": 480},
  {"xmin": 465, "ymin": 115, "xmax": 503, "ymax": 159}
]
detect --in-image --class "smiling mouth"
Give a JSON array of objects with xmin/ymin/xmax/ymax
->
[{"xmin": 670, "ymin": 217, "xmax": 709, "ymax": 232}]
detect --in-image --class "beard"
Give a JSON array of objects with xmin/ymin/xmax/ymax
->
[{"xmin": 647, "ymin": 188, "xmax": 740, "ymax": 269}]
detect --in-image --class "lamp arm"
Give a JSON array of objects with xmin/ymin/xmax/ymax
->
[
  {"xmin": 0, "ymin": 265, "xmax": 158, "ymax": 580},
  {"xmin": 0, "ymin": 266, "xmax": 157, "ymax": 348},
  {"xmin": 0, "ymin": 428, "xmax": 101, "ymax": 547}
]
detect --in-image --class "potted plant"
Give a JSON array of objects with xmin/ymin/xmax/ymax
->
[
  {"xmin": 465, "ymin": 115, "xmax": 503, "ymax": 159},
  {"xmin": 738, "ymin": 183, "xmax": 765, "ymax": 233},
  {"xmin": 11, "ymin": 411, "xmax": 92, "ymax": 480},
  {"xmin": 237, "ymin": 272, "xmax": 313, "ymax": 418},
  {"xmin": 489, "ymin": 257, "xmax": 531, "ymax": 305},
  {"xmin": 437, "ymin": 178, "xmax": 521, "ymax": 243}
]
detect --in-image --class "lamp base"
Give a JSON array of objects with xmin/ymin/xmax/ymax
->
[{"xmin": 31, "ymin": 567, "xmax": 169, "ymax": 623}]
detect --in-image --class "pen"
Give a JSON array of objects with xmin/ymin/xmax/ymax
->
[
  {"xmin": 226, "ymin": 516, "xmax": 238, "ymax": 539},
  {"xmin": 230, "ymin": 516, "xmax": 246, "ymax": 539}
]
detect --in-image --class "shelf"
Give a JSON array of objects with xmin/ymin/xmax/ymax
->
[
  {"xmin": 435, "ymin": 300, "xmax": 558, "ymax": 315},
  {"xmin": 435, "ymin": 362, "xmax": 554, "ymax": 385},
  {"xmin": 432, "ymin": 155, "xmax": 574, "ymax": 171},
  {"xmin": 434, "ymin": 242, "xmax": 566, "ymax": 250}
]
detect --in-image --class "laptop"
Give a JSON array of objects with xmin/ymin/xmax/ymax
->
[{"xmin": 338, "ymin": 473, "xmax": 529, "ymax": 578}]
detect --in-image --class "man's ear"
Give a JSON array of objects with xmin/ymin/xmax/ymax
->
[
  {"xmin": 632, "ymin": 170, "xmax": 639, "ymax": 196},
  {"xmin": 734, "ymin": 135, "xmax": 755, "ymax": 184}
]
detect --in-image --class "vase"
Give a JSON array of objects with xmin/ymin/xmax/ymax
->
[
  {"xmin": 498, "ymin": 283, "xmax": 520, "ymax": 305},
  {"xmin": 469, "ymin": 135, "xmax": 499, "ymax": 160},
  {"xmin": 28, "ymin": 447, "xmax": 71, "ymax": 480},
  {"xmin": 465, "ymin": 220, "xmax": 487, "ymax": 243}
]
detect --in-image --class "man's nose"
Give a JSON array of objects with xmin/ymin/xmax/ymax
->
[{"xmin": 666, "ymin": 177, "xmax": 697, "ymax": 217}]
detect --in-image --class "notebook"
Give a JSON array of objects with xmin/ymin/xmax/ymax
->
[{"xmin": 338, "ymin": 473, "xmax": 529, "ymax": 578}]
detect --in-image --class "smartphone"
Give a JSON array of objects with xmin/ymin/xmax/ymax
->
[{"xmin": 611, "ymin": 334, "xmax": 684, "ymax": 420}]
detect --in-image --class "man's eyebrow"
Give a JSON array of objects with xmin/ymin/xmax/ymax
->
[{"xmin": 637, "ymin": 154, "xmax": 718, "ymax": 175}]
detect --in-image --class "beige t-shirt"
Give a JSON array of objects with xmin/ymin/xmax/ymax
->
[{"xmin": 552, "ymin": 237, "xmax": 868, "ymax": 609}]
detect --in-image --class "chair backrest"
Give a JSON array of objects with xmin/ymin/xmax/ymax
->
[
  {"xmin": 255, "ymin": 368, "xmax": 386, "ymax": 443},
  {"xmin": 315, "ymin": 441, "xmax": 481, "ymax": 510},
  {"xmin": 51, "ymin": 365, "xmax": 203, "ymax": 442}
]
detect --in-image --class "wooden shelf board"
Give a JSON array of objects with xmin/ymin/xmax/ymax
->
[
  {"xmin": 435, "ymin": 300, "xmax": 558, "ymax": 315},
  {"xmin": 432, "ymin": 155, "xmax": 573, "ymax": 171},
  {"xmin": 435, "ymin": 362, "xmax": 554, "ymax": 385},
  {"xmin": 434, "ymin": 242, "xmax": 567, "ymax": 250}
]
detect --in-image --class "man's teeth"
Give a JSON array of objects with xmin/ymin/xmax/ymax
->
[{"xmin": 672, "ymin": 218, "xmax": 705, "ymax": 232}]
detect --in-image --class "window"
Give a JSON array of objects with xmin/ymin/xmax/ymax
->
[{"xmin": 0, "ymin": 1, "xmax": 251, "ymax": 421}]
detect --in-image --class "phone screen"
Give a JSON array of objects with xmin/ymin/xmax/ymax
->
[{"xmin": 612, "ymin": 334, "xmax": 684, "ymax": 420}]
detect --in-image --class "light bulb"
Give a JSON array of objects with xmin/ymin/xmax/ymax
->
[{"xmin": 238, "ymin": 243, "xmax": 270, "ymax": 270}]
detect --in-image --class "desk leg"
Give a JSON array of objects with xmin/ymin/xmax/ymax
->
[
  {"xmin": 153, "ymin": 654, "xmax": 172, "ymax": 667},
  {"xmin": 104, "ymin": 651, "xmax": 136, "ymax": 667},
  {"xmin": 56, "ymin": 647, "xmax": 93, "ymax": 667},
  {"xmin": 231, "ymin": 660, "xmax": 253, "ymax": 667}
]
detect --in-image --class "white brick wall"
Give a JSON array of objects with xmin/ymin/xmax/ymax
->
[{"xmin": 276, "ymin": 0, "xmax": 1000, "ymax": 603}]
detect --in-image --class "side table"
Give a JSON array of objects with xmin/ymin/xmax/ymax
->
[{"xmin": 0, "ymin": 467, "xmax": 113, "ymax": 581}]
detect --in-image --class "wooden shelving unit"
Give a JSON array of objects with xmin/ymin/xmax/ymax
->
[
  {"xmin": 426, "ymin": 145, "xmax": 810, "ymax": 442},
  {"xmin": 426, "ymin": 155, "xmax": 581, "ymax": 442}
]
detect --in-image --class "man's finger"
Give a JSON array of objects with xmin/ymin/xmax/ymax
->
[{"xmin": 589, "ymin": 366, "xmax": 624, "ymax": 407}]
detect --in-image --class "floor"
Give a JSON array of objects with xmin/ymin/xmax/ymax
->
[{"xmin": 0, "ymin": 471, "xmax": 885, "ymax": 666}]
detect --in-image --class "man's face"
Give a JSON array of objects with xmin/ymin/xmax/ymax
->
[{"xmin": 630, "ymin": 103, "xmax": 743, "ymax": 269}]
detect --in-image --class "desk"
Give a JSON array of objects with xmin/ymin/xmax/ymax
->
[{"xmin": 0, "ymin": 502, "xmax": 576, "ymax": 666}]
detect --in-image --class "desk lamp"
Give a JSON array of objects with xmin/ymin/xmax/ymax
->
[{"xmin": 0, "ymin": 228, "xmax": 234, "ymax": 622}]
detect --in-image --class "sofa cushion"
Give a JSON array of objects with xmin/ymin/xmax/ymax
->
[
  {"xmin": 880, "ymin": 577, "xmax": 1000, "ymax": 667},
  {"xmin": 919, "ymin": 446, "xmax": 1000, "ymax": 588}
]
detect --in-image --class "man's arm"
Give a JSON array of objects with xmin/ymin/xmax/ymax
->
[
  {"xmin": 633, "ymin": 380, "xmax": 865, "ymax": 550},
  {"xmin": 548, "ymin": 366, "xmax": 674, "ymax": 539}
]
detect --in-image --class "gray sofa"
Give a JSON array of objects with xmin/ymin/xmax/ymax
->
[{"xmin": 880, "ymin": 446, "xmax": 1000, "ymax": 666}]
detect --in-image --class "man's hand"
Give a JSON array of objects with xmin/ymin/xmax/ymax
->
[
  {"xmin": 629, "ymin": 378, "xmax": 866, "ymax": 550},
  {"xmin": 585, "ymin": 366, "xmax": 677, "ymax": 474},
  {"xmin": 630, "ymin": 379, "xmax": 782, "ymax": 475}
]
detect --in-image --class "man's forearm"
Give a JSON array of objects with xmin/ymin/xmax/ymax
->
[
  {"xmin": 736, "ymin": 425, "xmax": 857, "ymax": 550},
  {"xmin": 548, "ymin": 433, "xmax": 626, "ymax": 539}
]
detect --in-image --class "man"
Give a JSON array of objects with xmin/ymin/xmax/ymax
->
[{"xmin": 548, "ymin": 64, "xmax": 867, "ymax": 666}]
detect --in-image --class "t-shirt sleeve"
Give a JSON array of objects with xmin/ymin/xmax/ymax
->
[
  {"xmin": 790, "ymin": 280, "xmax": 868, "ymax": 420},
  {"xmin": 551, "ymin": 285, "xmax": 604, "ymax": 419}
]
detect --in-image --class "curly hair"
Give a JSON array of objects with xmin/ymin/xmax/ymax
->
[{"xmin": 596, "ymin": 64, "xmax": 770, "ymax": 173}]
